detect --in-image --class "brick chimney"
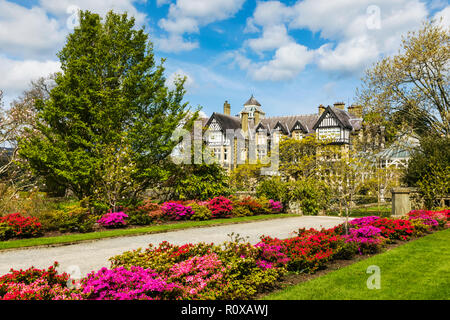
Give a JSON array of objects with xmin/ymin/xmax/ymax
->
[
  {"xmin": 223, "ymin": 100, "xmax": 230, "ymax": 115},
  {"xmin": 254, "ymin": 109, "xmax": 261, "ymax": 125},
  {"xmin": 318, "ymin": 104, "xmax": 326, "ymax": 115},
  {"xmin": 333, "ymin": 102, "xmax": 345, "ymax": 110},
  {"xmin": 348, "ymin": 105, "xmax": 363, "ymax": 118},
  {"xmin": 241, "ymin": 111, "xmax": 248, "ymax": 134}
]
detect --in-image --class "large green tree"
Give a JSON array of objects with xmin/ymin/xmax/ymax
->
[{"xmin": 19, "ymin": 11, "xmax": 196, "ymax": 201}]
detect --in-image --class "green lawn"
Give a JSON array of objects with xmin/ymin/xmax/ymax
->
[
  {"xmin": 264, "ymin": 228, "xmax": 450, "ymax": 300},
  {"xmin": 0, "ymin": 213, "xmax": 297, "ymax": 251},
  {"xmin": 327, "ymin": 204, "xmax": 391, "ymax": 217}
]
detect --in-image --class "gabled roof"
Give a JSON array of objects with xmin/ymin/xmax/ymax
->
[
  {"xmin": 313, "ymin": 106, "xmax": 362, "ymax": 131},
  {"xmin": 244, "ymin": 95, "xmax": 261, "ymax": 106},
  {"xmin": 205, "ymin": 112, "xmax": 241, "ymax": 131},
  {"xmin": 257, "ymin": 114, "xmax": 319, "ymax": 135}
]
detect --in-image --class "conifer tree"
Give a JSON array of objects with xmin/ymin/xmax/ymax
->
[{"xmin": 19, "ymin": 10, "xmax": 196, "ymax": 201}]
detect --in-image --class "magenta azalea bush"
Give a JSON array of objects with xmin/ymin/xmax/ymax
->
[
  {"xmin": 343, "ymin": 225, "xmax": 386, "ymax": 254},
  {"xmin": 254, "ymin": 242, "xmax": 290, "ymax": 270},
  {"xmin": 81, "ymin": 266, "xmax": 182, "ymax": 300},
  {"xmin": 97, "ymin": 211, "xmax": 128, "ymax": 228},
  {"xmin": 161, "ymin": 202, "xmax": 194, "ymax": 221},
  {"xmin": 348, "ymin": 216, "xmax": 381, "ymax": 228},
  {"xmin": 268, "ymin": 200, "xmax": 283, "ymax": 213}
]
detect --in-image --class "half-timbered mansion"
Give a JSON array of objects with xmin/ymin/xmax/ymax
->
[{"xmin": 203, "ymin": 95, "xmax": 372, "ymax": 171}]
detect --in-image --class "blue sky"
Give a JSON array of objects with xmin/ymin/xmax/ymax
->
[{"xmin": 0, "ymin": 0, "xmax": 449, "ymax": 118}]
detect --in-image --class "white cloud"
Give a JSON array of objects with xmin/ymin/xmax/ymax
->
[
  {"xmin": 0, "ymin": 55, "xmax": 61, "ymax": 101},
  {"xmin": 157, "ymin": 0, "xmax": 245, "ymax": 52},
  {"xmin": 434, "ymin": 6, "xmax": 450, "ymax": 28},
  {"xmin": 290, "ymin": 0, "xmax": 428, "ymax": 72},
  {"xmin": 246, "ymin": 43, "xmax": 314, "ymax": 81},
  {"xmin": 157, "ymin": 34, "xmax": 199, "ymax": 52},
  {"xmin": 251, "ymin": 0, "xmax": 293, "ymax": 27},
  {"xmin": 166, "ymin": 69, "xmax": 195, "ymax": 90},
  {"xmin": 316, "ymin": 36, "xmax": 379, "ymax": 73},
  {"xmin": 157, "ymin": 0, "xmax": 172, "ymax": 7},
  {"xmin": 39, "ymin": 0, "xmax": 148, "ymax": 27},
  {"xmin": 246, "ymin": 25, "xmax": 293, "ymax": 53},
  {"xmin": 0, "ymin": 0, "xmax": 66, "ymax": 59},
  {"xmin": 236, "ymin": 0, "xmax": 430, "ymax": 78}
]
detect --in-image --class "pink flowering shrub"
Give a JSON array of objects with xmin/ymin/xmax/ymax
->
[
  {"xmin": 0, "ymin": 262, "xmax": 81, "ymax": 300},
  {"xmin": 165, "ymin": 253, "xmax": 226, "ymax": 299},
  {"xmin": 407, "ymin": 209, "xmax": 449, "ymax": 229},
  {"xmin": 97, "ymin": 211, "xmax": 128, "ymax": 228},
  {"xmin": 268, "ymin": 200, "xmax": 283, "ymax": 213},
  {"xmin": 208, "ymin": 196, "xmax": 233, "ymax": 218},
  {"xmin": 161, "ymin": 202, "xmax": 194, "ymax": 221},
  {"xmin": 80, "ymin": 266, "xmax": 182, "ymax": 300}
]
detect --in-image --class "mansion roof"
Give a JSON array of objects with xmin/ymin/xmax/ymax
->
[{"xmin": 206, "ymin": 104, "xmax": 363, "ymax": 136}]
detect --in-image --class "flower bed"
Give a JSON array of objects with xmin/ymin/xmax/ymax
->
[
  {"xmin": 0, "ymin": 196, "xmax": 285, "ymax": 241},
  {"xmin": 1, "ymin": 209, "xmax": 448, "ymax": 300}
]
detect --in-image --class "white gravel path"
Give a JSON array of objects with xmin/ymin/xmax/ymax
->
[{"xmin": 0, "ymin": 216, "xmax": 349, "ymax": 277}]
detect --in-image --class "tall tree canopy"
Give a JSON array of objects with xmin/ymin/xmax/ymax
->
[
  {"xmin": 19, "ymin": 10, "xmax": 196, "ymax": 201},
  {"xmin": 357, "ymin": 21, "xmax": 449, "ymax": 137}
]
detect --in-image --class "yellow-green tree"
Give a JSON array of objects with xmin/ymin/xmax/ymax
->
[{"xmin": 357, "ymin": 21, "xmax": 449, "ymax": 137}]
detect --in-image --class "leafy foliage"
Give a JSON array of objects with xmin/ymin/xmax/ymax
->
[
  {"xmin": 357, "ymin": 21, "xmax": 449, "ymax": 137},
  {"xmin": 168, "ymin": 163, "xmax": 230, "ymax": 201},
  {"xmin": 18, "ymin": 10, "xmax": 195, "ymax": 204},
  {"xmin": 403, "ymin": 135, "xmax": 450, "ymax": 208}
]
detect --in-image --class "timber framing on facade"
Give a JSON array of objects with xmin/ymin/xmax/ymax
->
[{"xmin": 202, "ymin": 96, "xmax": 371, "ymax": 170}]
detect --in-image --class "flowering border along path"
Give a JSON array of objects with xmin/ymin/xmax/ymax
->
[{"xmin": 0, "ymin": 209, "xmax": 448, "ymax": 300}]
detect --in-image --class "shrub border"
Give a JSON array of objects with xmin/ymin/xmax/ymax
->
[{"xmin": 0, "ymin": 213, "xmax": 298, "ymax": 252}]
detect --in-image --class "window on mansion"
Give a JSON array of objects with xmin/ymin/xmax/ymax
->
[
  {"xmin": 209, "ymin": 131, "xmax": 222, "ymax": 143},
  {"xmin": 317, "ymin": 127, "xmax": 341, "ymax": 141},
  {"xmin": 212, "ymin": 147, "xmax": 221, "ymax": 161},
  {"xmin": 257, "ymin": 147, "xmax": 267, "ymax": 160}
]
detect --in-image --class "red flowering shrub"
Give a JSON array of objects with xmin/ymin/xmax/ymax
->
[
  {"xmin": 208, "ymin": 196, "xmax": 233, "ymax": 218},
  {"xmin": 0, "ymin": 213, "xmax": 42, "ymax": 239},
  {"xmin": 259, "ymin": 228, "xmax": 351, "ymax": 273},
  {"xmin": 370, "ymin": 218, "xmax": 414, "ymax": 241},
  {"xmin": 237, "ymin": 197, "xmax": 263, "ymax": 215}
]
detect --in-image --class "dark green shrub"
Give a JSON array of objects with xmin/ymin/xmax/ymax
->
[
  {"xmin": 0, "ymin": 223, "xmax": 13, "ymax": 241},
  {"xmin": 40, "ymin": 204, "xmax": 97, "ymax": 233},
  {"xmin": 289, "ymin": 179, "xmax": 330, "ymax": 215},
  {"xmin": 170, "ymin": 163, "xmax": 231, "ymax": 201},
  {"xmin": 256, "ymin": 176, "xmax": 289, "ymax": 205}
]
